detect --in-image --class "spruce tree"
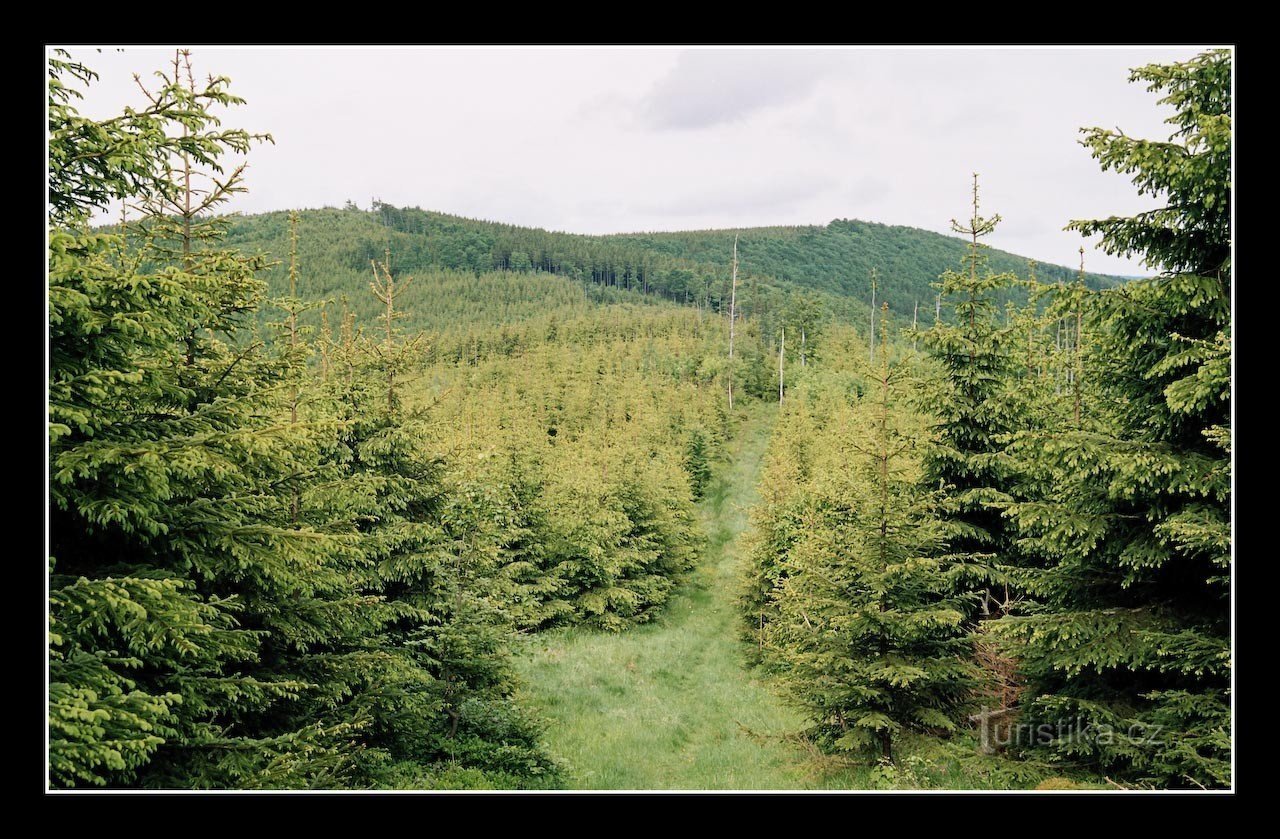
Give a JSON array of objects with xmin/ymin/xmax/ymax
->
[
  {"xmin": 918, "ymin": 175, "xmax": 1024, "ymax": 614},
  {"xmin": 317, "ymin": 250, "xmax": 556, "ymax": 784},
  {"xmin": 743, "ymin": 386, "xmax": 820, "ymax": 666},
  {"xmin": 48, "ymin": 53, "xmax": 244, "ymax": 781},
  {"xmin": 683, "ymin": 428, "xmax": 713, "ymax": 499},
  {"xmin": 50, "ymin": 50, "xmax": 376, "ymax": 788},
  {"xmin": 992, "ymin": 49, "xmax": 1231, "ymax": 788},
  {"xmin": 770, "ymin": 307, "xmax": 977, "ymax": 761}
]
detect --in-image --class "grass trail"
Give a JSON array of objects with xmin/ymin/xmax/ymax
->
[{"xmin": 513, "ymin": 405, "xmax": 866, "ymax": 790}]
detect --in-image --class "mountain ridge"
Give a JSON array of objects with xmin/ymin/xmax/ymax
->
[{"xmin": 214, "ymin": 203, "xmax": 1131, "ymax": 335}]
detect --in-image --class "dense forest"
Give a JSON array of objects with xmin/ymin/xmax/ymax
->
[
  {"xmin": 217, "ymin": 199, "xmax": 1128, "ymax": 340},
  {"xmin": 47, "ymin": 47, "xmax": 1230, "ymax": 791}
]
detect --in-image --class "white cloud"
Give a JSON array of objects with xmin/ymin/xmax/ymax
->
[
  {"xmin": 640, "ymin": 49, "xmax": 839, "ymax": 130},
  {"xmin": 56, "ymin": 45, "xmax": 1216, "ymax": 275}
]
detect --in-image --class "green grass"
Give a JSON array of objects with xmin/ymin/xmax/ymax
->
[
  {"xmin": 513, "ymin": 405, "xmax": 871, "ymax": 789},
  {"xmin": 512, "ymin": 403, "xmax": 1098, "ymax": 791}
]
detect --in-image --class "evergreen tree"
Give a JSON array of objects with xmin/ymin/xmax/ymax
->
[
  {"xmin": 683, "ymin": 427, "xmax": 714, "ymax": 499},
  {"xmin": 317, "ymin": 250, "xmax": 556, "ymax": 784},
  {"xmin": 742, "ymin": 389, "xmax": 819, "ymax": 666},
  {"xmin": 992, "ymin": 49, "xmax": 1231, "ymax": 788},
  {"xmin": 918, "ymin": 175, "xmax": 1024, "ymax": 615},
  {"xmin": 483, "ymin": 450, "xmax": 573, "ymax": 631},
  {"xmin": 50, "ymin": 50, "xmax": 376, "ymax": 788},
  {"xmin": 769, "ymin": 307, "xmax": 978, "ymax": 761}
]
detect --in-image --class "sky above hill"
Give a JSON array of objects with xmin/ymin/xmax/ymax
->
[{"xmin": 56, "ymin": 46, "xmax": 1221, "ymax": 275}]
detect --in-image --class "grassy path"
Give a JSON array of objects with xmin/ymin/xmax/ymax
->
[{"xmin": 514, "ymin": 406, "xmax": 862, "ymax": 790}]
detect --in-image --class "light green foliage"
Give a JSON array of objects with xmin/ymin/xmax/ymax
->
[
  {"xmin": 48, "ymin": 50, "xmax": 563, "ymax": 790},
  {"xmin": 742, "ymin": 53, "xmax": 1232, "ymax": 784},
  {"xmin": 48, "ymin": 52, "xmax": 363, "ymax": 788},
  {"xmin": 518, "ymin": 408, "xmax": 1073, "ymax": 789},
  {"xmin": 412, "ymin": 307, "xmax": 725, "ymax": 632},
  {"xmin": 515, "ymin": 410, "xmax": 845, "ymax": 789},
  {"xmin": 742, "ymin": 326, "xmax": 867, "ymax": 663},
  {"xmin": 306, "ymin": 289, "xmax": 559, "ymax": 785},
  {"xmin": 752, "ymin": 316, "xmax": 979, "ymax": 761},
  {"xmin": 47, "ymin": 51, "xmax": 269, "ymax": 226}
]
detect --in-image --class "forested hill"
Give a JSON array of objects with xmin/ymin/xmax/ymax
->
[
  {"xmin": 604, "ymin": 219, "xmax": 1127, "ymax": 308},
  {"xmin": 224, "ymin": 203, "xmax": 1129, "ymax": 328}
]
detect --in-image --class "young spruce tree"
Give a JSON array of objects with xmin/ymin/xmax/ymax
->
[
  {"xmin": 918, "ymin": 176, "xmax": 1024, "ymax": 614},
  {"xmin": 318, "ymin": 249, "xmax": 556, "ymax": 785},
  {"xmin": 50, "ymin": 51, "xmax": 376, "ymax": 788},
  {"xmin": 771, "ymin": 306, "xmax": 978, "ymax": 762},
  {"xmin": 992, "ymin": 49, "xmax": 1231, "ymax": 788}
]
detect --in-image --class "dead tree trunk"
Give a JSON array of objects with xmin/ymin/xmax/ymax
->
[
  {"xmin": 728, "ymin": 233, "xmax": 738, "ymax": 410},
  {"xmin": 778, "ymin": 325, "xmax": 785, "ymax": 404},
  {"xmin": 868, "ymin": 267, "xmax": 878, "ymax": 364}
]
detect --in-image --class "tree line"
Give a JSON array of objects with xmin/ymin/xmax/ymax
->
[
  {"xmin": 47, "ymin": 50, "xmax": 743, "ymax": 789},
  {"xmin": 215, "ymin": 185, "xmax": 1127, "ymax": 352},
  {"xmin": 743, "ymin": 49, "xmax": 1230, "ymax": 789}
]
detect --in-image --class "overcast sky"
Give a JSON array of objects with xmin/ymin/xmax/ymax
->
[{"xmin": 56, "ymin": 46, "xmax": 1218, "ymax": 275}]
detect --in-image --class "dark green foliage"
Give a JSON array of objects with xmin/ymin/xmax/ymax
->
[
  {"xmin": 315, "ymin": 274, "xmax": 559, "ymax": 784},
  {"xmin": 683, "ymin": 428, "xmax": 714, "ymax": 499},
  {"xmin": 918, "ymin": 178, "xmax": 1025, "ymax": 611},
  {"xmin": 607, "ymin": 220, "xmax": 1124, "ymax": 316},
  {"xmin": 48, "ymin": 53, "xmax": 366, "ymax": 787},
  {"xmin": 992, "ymin": 49, "xmax": 1231, "ymax": 788},
  {"xmin": 48, "ymin": 50, "xmax": 558, "ymax": 790},
  {"xmin": 52, "ymin": 44, "xmax": 1231, "ymax": 792},
  {"xmin": 742, "ymin": 52, "xmax": 1230, "ymax": 789},
  {"xmin": 761, "ymin": 318, "xmax": 979, "ymax": 761},
  {"xmin": 215, "ymin": 199, "xmax": 1127, "ymax": 348}
]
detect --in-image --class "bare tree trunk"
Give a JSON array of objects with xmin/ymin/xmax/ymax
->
[
  {"xmin": 778, "ymin": 326, "xmax": 785, "ymax": 404},
  {"xmin": 912, "ymin": 299, "xmax": 918, "ymax": 351},
  {"xmin": 288, "ymin": 212, "xmax": 301, "ymax": 523},
  {"xmin": 728, "ymin": 234, "xmax": 738, "ymax": 410},
  {"xmin": 869, "ymin": 268, "xmax": 877, "ymax": 364}
]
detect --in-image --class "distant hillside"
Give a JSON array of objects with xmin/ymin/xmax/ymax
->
[
  {"xmin": 605, "ymin": 218, "xmax": 1127, "ymax": 311},
  {"xmin": 220, "ymin": 203, "xmax": 1128, "ymax": 336},
  {"xmin": 221, "ymin": 208, "xmax": 670, "ymax": 343}
]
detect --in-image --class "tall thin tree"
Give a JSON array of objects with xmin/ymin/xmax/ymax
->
[
  {"xmin": 912, "ymin": 300, "xmax": 919, "ymax": 351},
  {"xmin": 727, "ymin": 233, "xmax": 739, "ymax": 409},
  {"xmin": 778, "ymin": 325, "xmax": 785, "ymax": 404},
  {"xmin": 868, "ymin": 267, "xmax": 878, "ymax": 363},
  {"xmin": 369, "ymin": 248, "xmax": 416, "ymax": 414}
]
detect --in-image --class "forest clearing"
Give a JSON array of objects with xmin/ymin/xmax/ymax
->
[{"xmin": 513, "ymin": 407, "xmax": 823, "ymax": 790}]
